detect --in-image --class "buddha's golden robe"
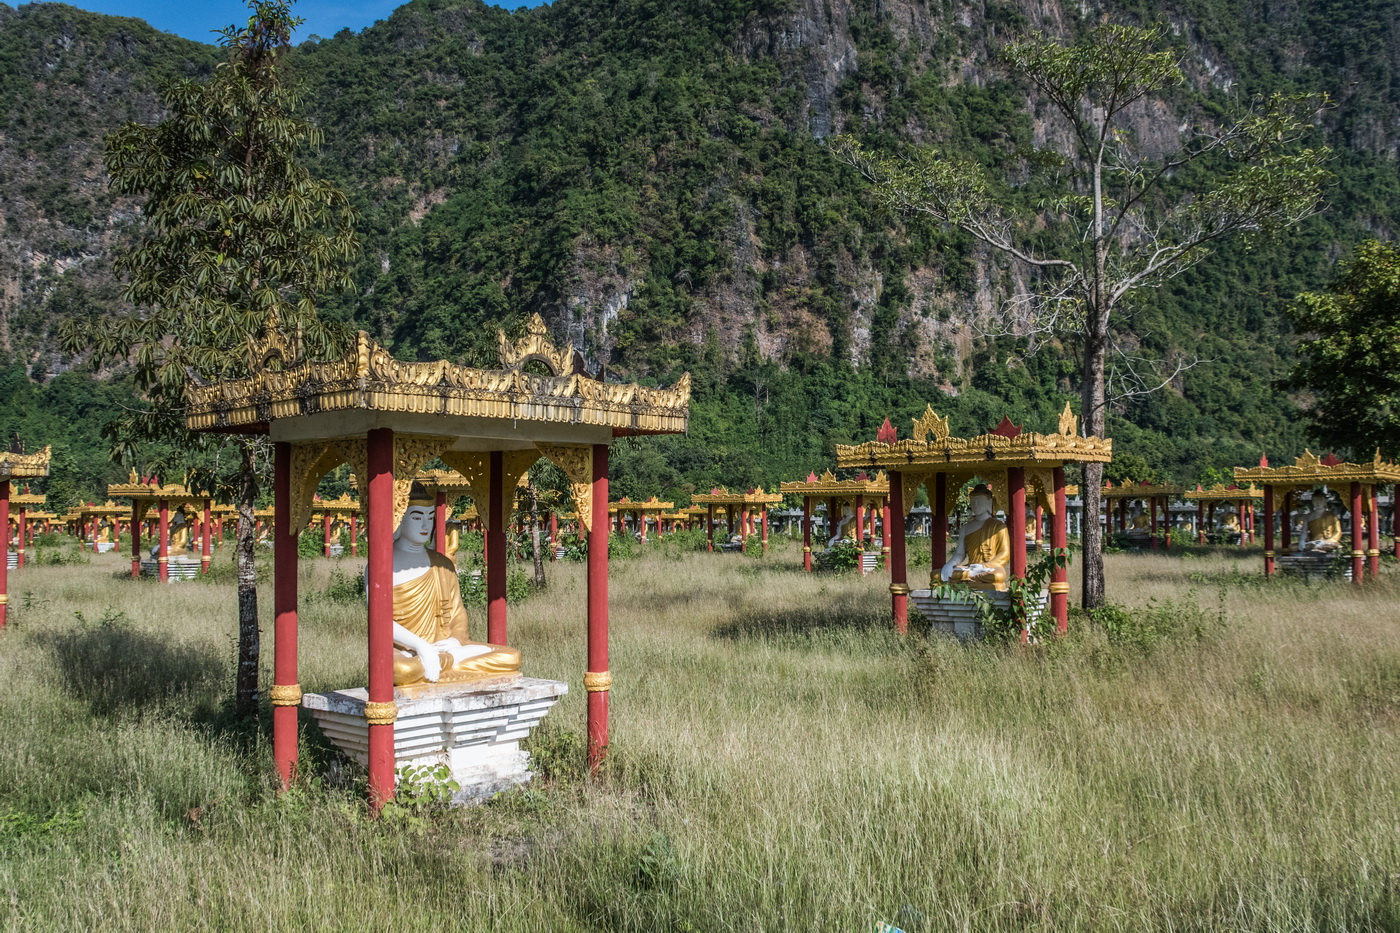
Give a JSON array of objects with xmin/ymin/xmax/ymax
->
[
  {"xmin": 170, "ymin": 524, "xmax": 190, "ymax": 552},
  {"xmin": 1131, "ymin": 513, "xmax": 1150, "ymax": 530},
  {"xmin": 948, "ymin": 518, "xmax": 1011, "ymax": 591},
  {"xmin": 1305, "ymin": 512, "xmax": 1342, "ymax": 550},
  {"xmin": 392, "ymin": 549, "xmax": 520, "ymax": 687},
  {"xmin": 97, "ymin": 523, "xmax": 113, "ymax": 543}
]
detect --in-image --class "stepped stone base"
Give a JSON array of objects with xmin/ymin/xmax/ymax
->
[
  {"xmin": 860, "ymin": 552, "xmax": 879, "ymax": 574},
  {"xmin": 96, "ymin": 542, "xmax": 116, "ymax": 553},
  {"xmin": 554, "ymin": 545, "xmax": 567, "ymax": 560},
  {"xmin": 139, "ymin": 557, "xmax": 201, "ymax": 579},
  {"xmin": 910, "ymin": 587, "xmax": 1049, "ymax": 641},
  {"xmin": 303, "ymin": 676, "xmax": 568, "ymax": 805},
  {"xmin": 1277, "ymin": 552, "xmax": 1351, "ymax": 582},
  {"xmin": 6, "ymin": 552, "xmax": 16, "ymax": 570}
]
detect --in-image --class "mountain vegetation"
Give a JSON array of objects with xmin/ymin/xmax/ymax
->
[{"xmin": 2, "ymin": 0, "xmax": 1399, "ymax": 506}]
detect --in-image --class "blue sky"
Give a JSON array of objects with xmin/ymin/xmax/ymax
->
[{"xmin": 59, "ymin": 0, "xmax": 538, "ymax": 44}]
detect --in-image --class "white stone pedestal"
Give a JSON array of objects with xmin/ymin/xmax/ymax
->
[
  {"xmin": 96, "ymin": 542, "xmax": 116, "ymax": 553},
  {"xmin": 1278, "ymin": 553, "xmax": 1351, "ymax": 582},
  {"xmin": 303, "ymin": 676, "xmax": 568, "ymax": 805},
  {"xmin": 910, "ymin": 588, "xmax": 1049, "ymax": 640},
  {"xmin": 139, "ymin": 557, "xmax": 200, "ymax": 579}
]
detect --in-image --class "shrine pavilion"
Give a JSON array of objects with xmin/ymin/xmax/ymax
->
[
  {"xmin": 311, "ymin": 494, "xmax": 362, "ymax": 557},
  {"xmin": 778, "ymin": 470, "xmax": 890, "ymax": 573},
  {"xmin": 836, "ymin": 405, "xmax": 1111, "ymax": 637},
  {"xmin": 610, "ymin": 497, "xmax": 674, "ymax": 541},
  {"xmin": 107, "ymin": 473, "xmax": 219, "ymax": 579},
  {"xmin": 7, "ymin": 488, "xmax": 46, "ymax": 567},
  {"xmin": 689, "ymin": 487, "xmax": 784, "ymax": 553},
  {"xmin": 1235, "ymin": 450, "xmax": 1400, "ymax": 583},
  {"xmin": 1183, "ymin": 483, "xmax": 1263, "ymax": 545},
  {"xmin": 1102, "ymin": 480, "xmax": 1187, "ymax": 549},
  {"xmin": 183, "ymin": 313, "xmax": 689, "ymax": 807},
  {"xmin": 0, "ymin": 446, "xmax": 50, "ymax": 628}
]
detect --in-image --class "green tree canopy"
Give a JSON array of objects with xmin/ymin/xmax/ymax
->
[{"xmin": 1286, "ymin": 239, "xmax": 1400, "ymax": 460}]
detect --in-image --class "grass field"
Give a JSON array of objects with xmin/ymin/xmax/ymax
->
[{"xmin": 1, "ymin": 537, "xmax": 1397, "ymax": 931}]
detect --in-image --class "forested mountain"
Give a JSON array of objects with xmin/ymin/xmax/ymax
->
[{"xmin": 2, "ymin": 0, "xmax": 1398, "ymax": 504}]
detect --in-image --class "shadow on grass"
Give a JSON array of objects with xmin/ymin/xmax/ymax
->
[
  {"xmin": 38, "ymin": 617, "xmax": 226, "ymax": 720},
  {"xmin": 712, "ymin": 590, "xmax": 888, "ymax": 642}
]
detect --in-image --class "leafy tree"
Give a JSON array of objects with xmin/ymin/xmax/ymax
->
[
  {"xmin": 1285, "ymin": 239, "xmax": 1400, "ymax": 459},
  {"xmin": 836, "ymin": 23, "xmax": 1331, "ymax": 607},
  {"xmin": 58, "ymin": 0, "xmax": 359, "ymax": 717}
]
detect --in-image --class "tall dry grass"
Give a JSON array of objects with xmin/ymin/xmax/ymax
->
[{"xmin": 0, "ymin": 538, "xmax": 1396, "ymax": 931}]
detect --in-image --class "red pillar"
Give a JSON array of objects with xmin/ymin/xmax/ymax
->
[
  {"xmin": 549, "ymin": 511, "xmax": 559, "ymax": 560},
  {"xmin": 1149, "ymin": 497, "xmax": 1159, "ymax": 550},
  {"xmin": 933, "ymin": 474, "xmax": 948, "ymax": 573},
  {"xmin": 706, "ymin": 505, "xmax": 715, "ymax": 552},
  {"xmin": 1208, "ymin": 503, "xmax": 1217, "ymax": 542},
  {"xmin": 1281, "ymin": 491, "xmax": 1293, "ymax": 554},
  {"xmin": 739, "ymin": 506, "xmax": 749, "ymax": 553},
  {"xmin": 1008, "ymin": 469, "xmax": 1027, "ymax": 580},
  {"xmin": 272, "ymin": 442, "xmax": 300, "ymax": 789},
  {"xmin": 349, "ymin": 513, "xmax": 358, "ymax": 557},
  {"xmin": 1034, "ymin": 503, "xmax": 1043, "ymax": 548},
  {"xmin": 130, "ymin": 505, "xmax": 141, "ymax": 579},
  {"xmin": 365, "ymin": 427, "xmax": 396, "ymax": 810},
  {"xmin": 487, "ymin": 451, "xmax": 508, "ymax": 644},
  {"xmin": 881, "ymin": 500, "xmax": 891, "ymax": 570},
  {"xmin": 434, "ymin": 492, "xmax": 447, "ymax": 555},
  {"xmin": 586, "ymin": 444, "xmax": 610, "ymax": 772},
  {"xmin": 0, "ymin": 480, "xmax": 8, "ymax": 629},
  {"xmin": 157, "ymin": 498, "xmax": 170, "ymax": 583},
  {"xmin": 1368, "ymin": 487, "xmax": 1380, "ymax": 579},
  {"xmin": 17, "ymin": 509, "xmax": 28, "ymax": 566},
  {"xmin": 216, "ymin": 518, "xmax": 224, "ymax": 549},
  {"xmin": 760, "ymin": 507, "xmax": 769, "ymax": 553},
  {"xmin": 802, "ymin": 496, "xmax": 813, "ymax": 572},
  {"xmin": 888, "ymin": 471, "xmax": 908, "ymax": 634},
  {"xmin": 1051, "ymin": 467, "xmax": 1069, "ymax": 635},
  {"xmin": 1350, "ymin": 482, "xmax": 1364, "ymax": 585},
  {"xmin": 202, "ymin": 499, "xmax": 212, "ymax": 573},
  {"xmin": 1263, "ymin": 485, "xmax": 1276, "ymax": 576},
  {"xmin": 854, "ymin": 495, "xmax": 865, "ymax": 573},
  {"xmin": 1196, "ymin": 502, "xmax": 1206, "ymax": 544}
]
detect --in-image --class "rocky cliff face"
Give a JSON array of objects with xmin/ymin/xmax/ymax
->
[{"xmin": 1, "ymin": 0, "xmax": 1397, "ymax": 391}]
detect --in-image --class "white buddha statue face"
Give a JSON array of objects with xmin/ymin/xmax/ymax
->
[
  {"xmin": 394, "ymin": 505, "xmax": 434, "ymax": 548},
  {"xmin": 968, "ymin": 492, "xmax": 993, "ymax": 519},
  {"xmin": 1309, "ymin": 492, "xmax": 1329, "ymax": 516}
]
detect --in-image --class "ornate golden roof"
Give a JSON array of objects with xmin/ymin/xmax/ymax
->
[
  {"xmin": 1233, "ymin": 450, "xmax": 1400, "ymax": 490},
  {"xmin": 184, "ymin": 314, "xmax": 690, "ymax": 438},
  {"xmin": 689, "ymin": 487, "xmax": 784, "ymax": 507},
  {"xmin": 1101, "ymin": 480, "xmax": 1187, "ymax": 499},
  {"xmin": 107, "ymin": 471, "xmax": 206, "ymax": 504},
  {"xmin": 835, "ymin": 404, "xmax": 1110, "ymax": 471},
  {"xmin": 0, "ymin": 446, "xmax": 51, "ymax": 480},
  {"xmin": 609, "ymin": 497, "xmax": 675, "ymax": 514},
  {"xmin": 77, "ymin": 500, "xmax": 127, "ymax": 517},
  {"xmin": 9, "ymin": 491, "xmax": 46, "ymax": 508},
  {"xmin": 1183, "ymin": 483, "xmax": 1264, "ymax": 502},
  {"xmin": 780, "ymin": 469, "xmax": 890, "ymax": 498},
  {"xmin": 311, "ymin": 494, "xmax": 361, "ymax": 516}
]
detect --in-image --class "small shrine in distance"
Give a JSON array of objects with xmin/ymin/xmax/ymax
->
[
  {"xmin": 78, "ymin": 501, "xmax": 126, "ymax": 553},
  {"xmin": 836, "ymin": 405, "xmax": 1111, "ymax": 639},
  {"xmin": 8, "ymin": 487, "xmax": 46, "ymax": 568},
  {"xmin": 0, "ymin": 445, "xmax": 50, "ymax": 628},
  {"xmin": 610, "ymin": 496, "xmax": 674, "ymax": 542},
  {"xmin": 689, "ymin": 487, "xmax": 784, "ymax": 553},
  {"xmin": 183, "ymin": 313, "xmax": 689, "ymax": 808},
  {"xmin": 778, "ymin": 470, "xmax": 890, "ymax": 573},
  {"xmin": 1184, "ymin": 483, "xmax": 1263, "ymax": 545},
  {"xmin": 1102, "ymin": 480, "xmax": 1186, "ymax": 549},
  {"xmin": 107, "ymin": 473, "xmax": 217, "ymax": 580},
  {"xmin": 312, "ymin": 494, "xmax": 361, "ymax": 557},
  {"xmin": 1235, "ymin": 450, "xmax": 1400, "ymax": 583}
]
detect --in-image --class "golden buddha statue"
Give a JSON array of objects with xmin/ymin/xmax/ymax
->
[
  {"xmin": 1301, "ymin": 490, "xmax": 1342, "ymax": 553},
  {"xmin": 1130, "ymin": 503, "xmax": 1151, "ymax": 531},
  {"xmin": 170, "ymin": 512, "xmax": 191, "ymax": 553},
  {"xmin": 1219, "ymin": 509, "xmax": 1241, "ymax": 535},
  {"xmin": 940, "ymin": 484, "xmax": 1011, "ymax": 591},
  {"xmin": 97, "ymin": 520, "xmax": 113, "ymax": 544},
  {"xmin": 392, "ymin": 489, "xmax": 519, "ymax": 687}
]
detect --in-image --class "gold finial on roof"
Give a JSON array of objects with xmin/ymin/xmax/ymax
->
[
  {"xmin": 911, "ymin": 405, "xmax": 950, "ymax": 444},
  {"xmin": 1058, "ymin": 402, "xmax": 1078, "ymax": 437}
]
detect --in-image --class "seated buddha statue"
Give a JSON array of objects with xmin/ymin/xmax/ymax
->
[
  {"xmin": 392, "ymin": 489, "xmax": 520, "ymax": 687},
  {"xmin": 1130, "ymin": 503, "xmax": 1151, "ymax": 531},
  {"xmin": 97, "ymin": 521, "xmax": 113, "ymax": 544},
  {"xmin": 1218, "ymin": 508, "xmax": 1241, "ymax": 538},
  {"xmin": 940, "ymin": 484, "xmax": 1011, "ymax": 591},
  {"xmin": 1300, "ymin": 490, "xmax": 1342, "ymax": 553},
  {"xmin": 150, "ymin": 512, "xmax": 191, "ymax": 556},
  {"xmin": 827, "ymin": 504, "xmax": 855, "ymax": 547}
]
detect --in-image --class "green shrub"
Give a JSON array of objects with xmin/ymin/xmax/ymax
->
[{"xmin": 816, "ymin": 538, "xmax": 863, "ymax": 572}]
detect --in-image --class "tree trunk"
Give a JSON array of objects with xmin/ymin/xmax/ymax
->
[
  {"xmin": 235, "ymin": 438, "xmax": 261, "ymax": 718},
  {"xmin": 1080, "ymin": 312, "xmax": 1110, "ymax": 610},
  {"xmin": 529, "ymin": 477, "xmax": 546, "ymax": 590}
]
